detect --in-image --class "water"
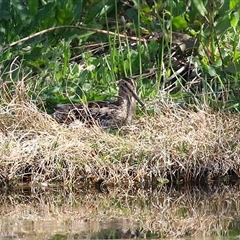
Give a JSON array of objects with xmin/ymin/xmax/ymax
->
[{"xmin": 0, "ymin": 183, "xmax": 240, "ymax": 239}]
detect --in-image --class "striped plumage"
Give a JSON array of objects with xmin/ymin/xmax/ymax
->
[{"xmin": 52, "ymin": 78, "xmax": 143, "ymax": 128}]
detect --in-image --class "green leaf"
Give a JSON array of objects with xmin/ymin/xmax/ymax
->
[
  {"xmin": 56, "ymin": 1, "xmax": 75, "ymax": 25},
  {"xmin": 206, "ymin": 66, "xmax": 217, "ymax": 77},
  {"xmin": 192, "ymin": 0, "xmax": 207, "ymax": 17},
  {"xmin": 218, "ymin": 1, "xmax": 230, "ymax": 18},
  {"xmin": 86, "ymin": 0, "xmax": 115, "ymax": 21},
  {"xmin": 230, "ymin": 0, "xmax": 238, "ymax": 10},
  {"xmin": 172, "ymin": 16, "xmax": 188, "ymax": 30},
  {"xmin": 27, "ymin": 0, "xmax": 38, "ymax": 16},
  {"xmin": 148, "ymin": 40, "xmax": 159, "ymax": 55},
  {"xmin": 215, "ymin": 17, "xmax": 231, "ymax": 35},
  {"xmin": 73, "ymin": 0, "xmax": 83, "ymax": 20},
  {"xmin": 230, "ymin": 12, "xmax": 239, "ymax": 27},
  {"xmin": 11, "ymin": 0, "xmax": 30, "ymax": 21},
  {"xmin": 35, "ymin": 2, "xmax": 57, "ymax": 28},
  {"xmin": 141, "ymin": 3, "xmax": 151, "ymax": 13},
  {"xmin": 214, "ymin": 59, "xmax": 222, "ymax": 67},
  {"xmin": 0, "ymin": 10, "xmax": 11, "ymax": 20},
  {"xmin": 226, "ymin": 63, "xmax": 240, "ymax": 73}
]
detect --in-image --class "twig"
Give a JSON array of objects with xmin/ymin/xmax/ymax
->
[{"xmin": 3, "ymin": 25, "xmax": 146, "ymax": 51}]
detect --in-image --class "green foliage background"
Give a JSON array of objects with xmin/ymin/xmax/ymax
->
[{"xmin": 1, "ymin": 0, "xmax": 240, "ymax": 112}]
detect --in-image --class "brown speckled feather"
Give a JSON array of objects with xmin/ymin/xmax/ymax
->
[{"xmin": 52, "ymin": 78, "xmax": 143, "ymax": 128}]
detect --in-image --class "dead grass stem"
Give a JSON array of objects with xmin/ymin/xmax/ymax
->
[{"xmin": 0, "ymin": 97, "xmax": 240, "ymax": 186}]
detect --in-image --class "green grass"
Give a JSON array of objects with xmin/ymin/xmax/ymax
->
[{"xmin": 1, "ymin": 0, "xmax": 240, "ymax": 111}]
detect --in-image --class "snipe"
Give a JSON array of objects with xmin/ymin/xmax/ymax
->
[{"xmin": 52, "ymin": 77, "xmax": 144, "ymax": 128}]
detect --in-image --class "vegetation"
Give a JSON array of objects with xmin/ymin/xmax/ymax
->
[
  {"xmin": 1, "ymin": 1, "xmax": 240, "ymax": 239},
  {"xmin": 1, "ymin": 0, "xmax": 240, "ymax": 110},
  {"xmin": 0, "ymin": 99, "xmax": 240, "ymax": 186},
  {"xmin": 0, "ymin": 0, "xmax": 240, "ymax": 187}
]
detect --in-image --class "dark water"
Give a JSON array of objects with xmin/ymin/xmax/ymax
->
[{"xmin": 0, "ymin": 183, "xmax": 240, "ymax": 239}]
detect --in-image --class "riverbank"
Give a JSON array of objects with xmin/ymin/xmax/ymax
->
[{"xmin": 0, "ymin": 100, "xmax": 239, "ymax": 187}]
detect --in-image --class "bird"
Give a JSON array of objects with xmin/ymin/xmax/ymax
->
[{"xmin": 52, "ymin": 77, "xmax": 145, "ymax": 129}]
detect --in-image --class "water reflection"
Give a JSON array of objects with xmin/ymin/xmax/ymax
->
[{"xmin": 0, "ymin": 183, "xmax": 239, "ymax": 239}]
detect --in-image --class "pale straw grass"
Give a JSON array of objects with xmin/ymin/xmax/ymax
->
[
  {"xmin": 0, "ymin": 88, "xmax": 240, "ymax": 186},
  {"xmin": 0, "ymin": 77, "xmax": 240, "ymax": 187}
]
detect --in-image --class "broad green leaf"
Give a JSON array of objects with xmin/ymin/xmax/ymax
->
[
  {"xmin": 148, "ymin": 40, "xmax": 159, "ymax": 55},
  {"xmin": 226, "ymin": 63, "xmax": 240, "ymax": 73},
  {"xmin": 204, "ymin": 65, "xmax": 217, "ymax": 77},
  {"xmin": 218, "ymin": 1, "xmax": 230, "ymax": 18},
  {"xmin": 214, "ymin": 59, "xmax": 222, "ymax": 67},
  {"xmin": 87, "ymin": 0, "xmax": 114, "ymax": 20},
  {"xmin": 141, "ymin": 3, "xmax": 151, "ymax": 13},
  {"xmin": 35, "ymin": 2, "xmax": 57, "ymax": 28},
  {"xmin": 215, "ymin": 17, "xmax": 231, "ymax": 35},
  {"xmin": 230, "ymin": 12, "xmax": 239, "ymax": 27},
  {"xmin": 192, "ymin": 0, "xmax": 207, "ymax": 17},
  {"xmin": 0, "ymin": 10, "xmax": 11, "ymax": 20},
  {"xmin": 230, "ymin": 0, "xmax": 238, "ymax": 10},
  {"xmin": 73, "ymin": 0, "xmax": 83, "ymax": 20},
  {"xmin": 233, "ymin": 50, "xmax": 239, "ymax": 60},
  {"xmin": 11, "ymin": 0, "xmax": 29, "ymax": 21},
  {"xmin": 27, "ymin": 0, "xmax": 38, "ymax": 16},
  {"xmin": 172, "ymin": 16, "xmax": 188, "ymax": 30}
]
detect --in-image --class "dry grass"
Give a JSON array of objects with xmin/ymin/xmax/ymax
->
[{"xmin": 0, "ymin": 94, "xmax": 240, "ymax": 187}]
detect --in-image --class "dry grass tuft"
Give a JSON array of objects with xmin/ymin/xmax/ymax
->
[{"xmin": 0, "ymin": 96, "xmax": 240, "ymax": 186}]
